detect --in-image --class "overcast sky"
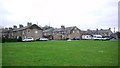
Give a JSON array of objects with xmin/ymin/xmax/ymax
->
[{"xmin": 0, "ymin": 0, "xmax": 119, "ymax": 32}]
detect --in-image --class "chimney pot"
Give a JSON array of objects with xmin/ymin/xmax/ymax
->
[
  {"xmin": 9, "ymin": 27, "xmax": 13, "ymax": 30},
  {"xmin": 61, "ymin": 25, "xmax": 65, "ymax": 29},
  {"xmin": 27, "ymin": 22, "xmax": 32, "ymax": 26},
  {"xmin": 109, "ymin": 28, "xmax": 111, "ymax": 30},
  {"xmin": 13, "ymin": 25, "xmax": 17, "ymax": 29},
  {"xmin": 19, "ymin": 24, "xmax": 23, "ymax": 28}
]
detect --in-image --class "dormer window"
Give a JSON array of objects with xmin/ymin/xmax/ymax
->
[{"xmin": 75, "ymin": 27, "xmax": 77, "ymax": 30}]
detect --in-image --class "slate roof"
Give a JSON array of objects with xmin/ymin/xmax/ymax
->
[
  {"xmin": 65, "ymin": 26, "xmax": 77, "ymax": 34},
  {"xmin": 43, "ymin": 27, "xmax": 54, "ymax": 33},
  {"xmin": 12, "ymin": 24, "xmax": 42, "ymax": 31},
  {"xmin": 53, "ymin": 26, "xmax": 76, "ymax": 32},
  {"xmin": 53, "ymin": 28, "xmax": 64, "ymax": 32},
  {"xmin": 42, "ymin": 25, "xmax": 51, "ymax": 30},
  {"xmin": 1, "ymin": 28, "xmax": 13, "ymax": 33},
  {"xmin": 82, "ymin": 29, "xmax": 113, "ymax": 35},
  {"xmin": 53, "ymin": 26, "xmax": 80, "ymax": 35}
]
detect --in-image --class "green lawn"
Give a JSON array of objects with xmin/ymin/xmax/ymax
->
[{"xmin": 2, "ymin": 40, "xmax": 118, "ymax": 66}]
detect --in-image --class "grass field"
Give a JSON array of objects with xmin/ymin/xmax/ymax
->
[{"xmin": 2, "ymin": 40, "xmax": 118, "ymax": 66}]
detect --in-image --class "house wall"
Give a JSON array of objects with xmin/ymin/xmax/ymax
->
[
  {"xmin": 13, "ymin": 31, "xmax": 19, "ymax": 38},
  {"xmin": 68, "ymin": 28, "xmax": 81, "ymax": 39},
  {"xmin": 21, "ymin": 29, "xmax": 27, "ymax": 39},
  {"xmin": 24, "ymin": 28, "xmax": 42, "ymax": 40},
  {"xmin": 53, "ymin": 33, "xmax": 62, "ymax": 40},
  {"xmin": 98, "ymin": 31, "xmax": 112, "ymax": 36},
  {"xmin": 43, "ymin": 32, "xmax": 53, "ymax": 39},
  {"xmin": 12, "ymin": 26, "xmax": 43, "ymax": 40}
]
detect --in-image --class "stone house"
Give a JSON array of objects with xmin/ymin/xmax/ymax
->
[
  {"xmin": 97, "ymin": 28, "xmax": 113, "ymax": 36},
  {"xmin": 81, "ymin": 28, "xmax": 113, "ymax": 37},
  {"xmin": 1, "ymin": 22, "xmax": 114, "ymax": 40},
  {"xmin": 53, "ymin": 26, "xmax": 65, "ymax": 40},
  {"xmin": 1, "ymin": 27, "xmax": 13, "ymax": 39},
  {"xmin": 12, "ymin": 23, "xmax": 43, "ymax": 40},
  {"xmin": 53, "ymin": 25, "xmax": 81, "ymax": 40},
  {"xmin": 65, "ymin": 26, "xmax": 81, "ymax": 39},
  {"xmin": 43, "ymin": 27, "xmax": 54, "ymax": 40}
]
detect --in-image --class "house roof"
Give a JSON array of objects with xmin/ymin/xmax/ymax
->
[
  {"xmin": 43, "ymin": 27, "xmax": 54, "ymax": 33},
  {"xmin": 82, "ymin": 29, "xmax": 113, "ymax": 35},
  {"xmin": 13, "ymin": 24, "xmax": 42, "ymax": 31},
  {"xmin": 53, "ymin": 28, "xmax": 65, "ymax": 32},
  {"xmin": 42, "ymin": 25, "xmax": 51, "ymax": 30},
  {"xmin": 98, "ymin": 29, "xmax": 112, "ymax": 33},
  {"xmin": 1, "ymin": 28, "xmax": 13, "ymax": 33},
  {"xmin": 53, "ymin": 26, "xmax": 80, "ymax": 34},
  {"xmin": 65, "ymin": 27, "xmax": 75, "ymax": 31},
  {"xmin": 65, "ymin": 26, "xmax": 80, "ymax": 34}
]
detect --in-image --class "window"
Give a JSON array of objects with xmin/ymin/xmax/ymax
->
[
  {"xmin": 23, "ymin": 31, "xmax": 25, "ymax": 34},
  {"xmin": 12, "ymin": 33, "xmax": 13, "ymax": 36},
  {"xmin": 35, "ymin": 31, "xmax": 38, "ymax": 33},
  {"xmin": 77, "ymin": 30, "xmax": 79, "ymax": 33},
  {"xmin": 73, "ymin": 31, "xmax": 75, "ymax": 33},
  {"xmin": 75, "ymin": 27, "xmax": 77, "ymax": 30},
  {"xmin": 86, "ymin": 36, "xmax": 88, "ymax": 38},
  {"xmin": 44, "ymin": 33, "xmax": 47, "ymax": 35},
  {"xmin": 28, "ymin": 30, "xmax": 30, "ymax": 33}
]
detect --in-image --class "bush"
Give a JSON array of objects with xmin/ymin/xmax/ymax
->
[
  {"xmin": 17, "ymin": 36, "xmax": 22, "ymax": 42},
  {"xmin": 2, "ymin": 38, "xmax": 18, "ymax": 43}
]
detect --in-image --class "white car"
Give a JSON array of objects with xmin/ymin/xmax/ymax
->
[
  {"xmin": 22, "ymin": 37, "xmax": 34, "ymax": 42},
  {"xmin": 92, "ymin": 35, "xmax": 102, "ymax": 40},
  {"xmin": 39, "ymin": 38, "xmax": 49, "ymax": 41},
  {"xmin": 92, "ymin": 35, "xmax": 110, "ymax": 40}
]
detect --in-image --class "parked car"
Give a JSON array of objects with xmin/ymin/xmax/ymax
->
[
  {"xmin": 39, "ymin": 38, "xmax": 49, "ymax": 41},
  {"xmin": 72, "ymin": 37, "xmax": 80, "ymax": 40},
  {"xmin": 102, "ymin": 36, "xmax": 111, "ymax": 40},
  {"xmin": 92, "ymin": 35, "xmax": 102, "ymax": 40},
  {"xmin": 22, "ymin": 37, "xmax": 34, "ymax": 42},
  {"xmin": 93, "ymin": 35, "xmax": 110, "ymax": 40}
]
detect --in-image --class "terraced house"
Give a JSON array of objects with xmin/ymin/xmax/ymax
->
[
  {"xmin": 1, "ymin": 23, "xmax": 114, "ymax": 40},
  {"xmin": 53, "ymin": 25, "xmax": 81, "ymax": 40},
  {"xmin": 42, "ymin": 26, "xmax": 54, "ymax": 40},
  {"xmin": 2, "ymin": 22, "xmax": 43, "ymax": 40},
  {"xmin": 13, "ymin": 23, "xmax": 43, "ymax": 40},
  {"xmin": 81, "ymin": 28, "xmax": 113, "ymax": 36}
]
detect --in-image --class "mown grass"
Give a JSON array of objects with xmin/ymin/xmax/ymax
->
[{"xmin": 2, "ymin": 40, "xmax": 118, "ymax": 66}]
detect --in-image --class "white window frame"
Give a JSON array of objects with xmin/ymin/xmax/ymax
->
[{"xmin": 35, "ymin": 31, "xmax": 38, "ymax": 34}]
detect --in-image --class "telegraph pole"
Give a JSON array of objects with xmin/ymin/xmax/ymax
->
[
  {"xmin": 114, "ymin": 27, "xmax": 115, "ymax": 33},
  {"xmin": 49, "ymin": 21, "xmax": 50, "ymax": 27}
]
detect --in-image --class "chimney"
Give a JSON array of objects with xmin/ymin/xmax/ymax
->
[
  {"xmin": 87, "ymin": 29, "xmax": 90, "ymax": 31},
  {"xmin": 19, "ymin": 24, "xmax": 23, "ymax": 28},
  {"xmin": 61, "ymin": 25, "xmax": 65, "ymax": 29},
  {"xmin": 109, "ymin": 28, "xmax": 111, "ymax": 30},
  {"xmin": 13, "ymin": 25, "xmax": 17, "ymax": 29},
  {"xmin": 5, "ymin": 28, "xmax": 8, "ymax": 30},
  {"xmin": 96, "ymin": 29, "xmax": 99, "ymax": 35},
  {"xmin": 96, "ymin": 29, "xmax": 98, "ymax": 31},
  {"xmin": 9, "ymin": 27, "xmax": 13, "ymax": 30},
  {"xmin": 27, "ymin": 22, "xmax": 32, "ymax": 26}
]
